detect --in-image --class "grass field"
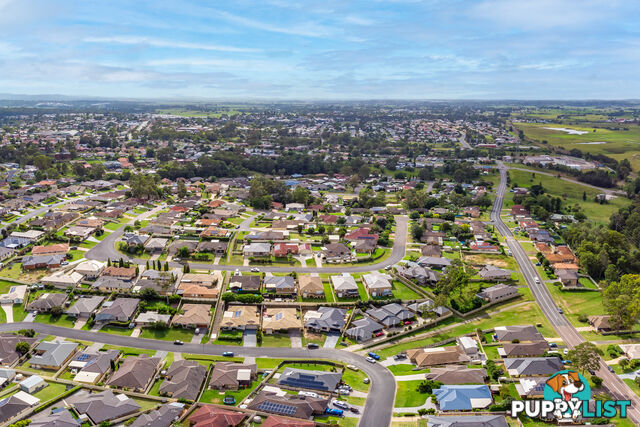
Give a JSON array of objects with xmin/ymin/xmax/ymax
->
[
  {"xmin": 514, "ymin": 122, "xmax": 640, "ymax": 170},
  {"xmin": 139, "ymin": 327, "xmax": 194, "ymax": 342},
  {"xmin": 508, "ymin": 168, "xmax": 629, "ymax": 223},
  {"xmin": 260, "ymin": 333, "xmax": 291, "ymax": 347},
  {"xmin": 395, "ymin": 380, "xmax": 429, "ymax": 407}
]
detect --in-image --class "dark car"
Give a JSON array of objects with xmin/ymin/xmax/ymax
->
[
  {"xmin": 307, "ymin": 343, "xmax": 319, "ymax": 349},
  {"xmin": 222, "ymin": 351, "xmax": 234, "ymax": 357}
]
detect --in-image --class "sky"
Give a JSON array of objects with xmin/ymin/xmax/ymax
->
[{"xmin": 1, "ymin": 0, "xmax": 639, "ymax": 100}]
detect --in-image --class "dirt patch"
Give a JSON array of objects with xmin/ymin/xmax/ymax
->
[
  {"xmin": 304, "ymin": 330, "xmax": 324, "ymax": 341},
  {"xmin": 464, "ymin": 254, "xmax": 509, "ymax": 268}
]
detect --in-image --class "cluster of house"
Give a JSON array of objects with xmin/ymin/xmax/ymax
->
[
  {"xmin": 534, "ymin": 242, "xmax": 581, "ymax": 287},
  {"xmin": 401, "ymin": 324, "xmax": 574, "ymax": 417}
]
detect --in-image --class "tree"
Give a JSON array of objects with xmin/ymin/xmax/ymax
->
[
  {"xmin": 140, "ymin": 288, "xmax": 159, "ymax": 301},
  {"xmin": 416, "ymin": 379, "xmax": 442, "ymax": 394},
  {"xmin": 177, "ymin": 180, "xmax": 187, "ymax": 198},
  {"xmin": 17, "ymin": 329, "xmax": 35, "ymax": 337},
  {"xmin": 164, "ymin": 261, "xmax": 169, "ymax": 271},
  {"xmin": 177, "ymin": 246, "xmax": 190, "ymax": 258},
  {"xmin": 567, "ymin": 342, "xmax": 604, "ymax": 374},
  {"xmin": 603, "ymin": 274, "xmax": 640, "ymax": 331},
  {"xmin": 15, "ymin": 341, "xmax": 31, "ymax": 355},
  {"xmin": 49, "ymin": 306, "xmax": 63, "ymax": 317}
]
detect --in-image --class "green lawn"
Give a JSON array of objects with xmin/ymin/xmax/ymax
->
[
  {"xmin": 260, "ymin": 333, "xmax": 291, "ymax": 348},
  {"xmin": 200, "ymin": 380, "xmax": 259, "ymax": 405},
  {"xmin": 386, "ymin": 364, "xmax": 430, "ymax": 376},
  {"xmin": 508, "ymin": 168, "xmax": 629, "ymax": 223},
  {"xmin": 35, "ymin": 313, "xmax": 77, "ymax": 328},
  {"xmin": 545, "ymin": 283, "xmax": 605, "ymax": 327},
  {"xmin": 256, "ymin": 358, "xmax": 286, "ymax": 370},
  {"xmin": 395, "ymin": 380, "xmax": 429, "ymax": 407},
  {"xmin": 99, "ymin": 325, "xmax": 134, "ymax": 336},
  {"xmin": 139, "ymin": 327, "xmax": 194, "ymax": 342},
  {"xmin": 33, "ymin": 381, "xmax": 67, "ymax": 402},
  {"xmin": 389, "ymin": 280, "xmax": 422, "ymax": 300},
  {"xmin": 148, "ymin": 378, "xmax": 164, "ymax": 396},
  {"xmin": 100, "ymin": 345, "xmax": 155, "ymax": 356},
  {"xmin": 342, "ymin": 367, "xmax": 370, "ymax": 393}
]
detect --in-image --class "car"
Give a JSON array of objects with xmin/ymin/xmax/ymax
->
[
  {"xmin": 558, "ymin": 307, "xmax": 563, "ymax": 314},
  {"xmin": 346, "ymin": 364, "xmax": 359, "ymax": 371},
  {"xmin": 70, "ymin": 246, "xmax": 78, "ymax": 250},
  {"xmin": 61, "ymin": 261, "xmax": 69, "ymax": 266},
  {"xmin": 363, "ymin": 378, "xmax": 370, "ymax": 384},
  {"xmin": 563, "ymin": 348, "xmax": 569, "ymax": 355},
  {"xmin": 299, "ymin": 391, "xmax": 319, "ymax": 398},
  {"xmin": 394, "ymin": 353, "xmax": 407, "ymax": 361},
  {"xmin": 350, "ymin": 407, "xmax": 360, "ymax": 414},
  {"xmin": 332, "ymin": 400, "xmax": 350, "ymax": 410},
  {"xmin": 173, "ymin": 340, "xmax": 184, "ymax": 345},
  {"xmin": 608, "ymin": 366, "xmax": 615, "ymax": 373},
  {"xmin": 307, "ymin": 343, "xmax": 319, "ymax": 349},
  {"xmin": 222, "ymin": 351, "xmax": 234, "ymax": 357},
  {"xmin": 534, "ymin": 277, "xmax": 540, "ymax": 284},
  {"xmin": 339, "ymin": 341, "xmax": 348, "ymax": 346},
  {"xmin": 325, "ymin": 408, "xmax": 343, "ymax": 416},
  {"xmin": 173, "ymin": 257, "xmax": 181, "ymax": 262},
  {"xmin": 366, "ymin": 357, "xmax": 376, "ymax": 364},
  {"xmin": 195, "ymin": 328, "xmax": 200, "ymax": 335},
  {"xmin": 223, "ymin": 396, "xmax": 236, "ymax": 405},
  {"xmin": 549, "ymin": 343, "xmax": 558, "ymax": 348},
  {"xmin": 250, "ymin": 267, "xmax": 260, "ymax": 272},
  {"xmin": 562, "ymin": 360, "xmax": 572, "ymax": 365},
  {"xmin": 367, "ymin": 352, "xmax": 380, "ymax": 360},
  {"xmin": 374, "ymin": 332, "xmax": 384, "ymax": 337},
  {"xmin": 337, "ymin": 388, "xmax": 351, "ymax": 395},
  {"xmin": 403, "ymin": 320, "xmax": 413, "ymax": 325},
  {"xmin": 384, "ymin": 265, "xmax": 392, "ymax": 270},
  {"xmin": 235, "ymin": 225, "xmax": 240, "ymax": 229}
]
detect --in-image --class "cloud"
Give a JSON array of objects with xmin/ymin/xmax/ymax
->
[
  {"xmin": 208, "ymin": 8, "xmax": 333, "ymax": 37},
  {"xmin": 83, "ymin": 36, "xmax": 259, "ymax": 53}
]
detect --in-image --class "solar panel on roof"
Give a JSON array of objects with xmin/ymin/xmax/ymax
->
[
  {"xmin": 234, "ymin": 310, "xmax": 242, "ymax": 317},
  {"xmin": 275, "ymin": 312, "xmax": 283, "ymax": 320}
]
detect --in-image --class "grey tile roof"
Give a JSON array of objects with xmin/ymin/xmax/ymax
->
[
  {"xmin": 74, "ymin": 390, "xmax": 141, "ymax": 423},
  {"xmin": 66, "ymin": 296, "xmax": 104, "ymax": 317},
  {"xmin": 159, "ymin": 360, "xmax": 206, "ymax": 401},
  {"xmin": 304, "ymin": 307, "xmax": 347, "ymax": 332},
  {"xmin": 130, "ymin": 402, "xmax": 184, "ymax": 427},
  {"xmin": 31, "ymin": 341, "xmax": 78, "ymax": 368},
  {"xmin": 277, "ymin": 368, "xmax": 342, "ymax": 392}
]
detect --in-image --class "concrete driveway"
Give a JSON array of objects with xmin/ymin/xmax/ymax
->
[
  {"xmin": 323, "ymin": 333, "xmax": 340, "ymax": 348},
  {"xmin": 243, "ymin": 330, "xmax": 257, "ymax": 347},
  {"xmin": 289, "ymin": 329, "xmax": 302, "ymax": 348},
  {"xmin": 1, "ymin": 305, "xmax": 13, "ymax": 323},
  {"xmin": 23, "ymin": 312, "xmax": 36, "ymax": 322}
]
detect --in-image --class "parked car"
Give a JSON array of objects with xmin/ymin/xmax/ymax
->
[
  {"xmin": 325, "ymin": 408, "xmax": 343, "ymax": 416},
  {"xmin": 366, "ymin": 357, "xmax": 376, "ymax": 364},
  {"xmin": 173, "ymin": 340, "xmax": 183, "ymax": 345},
  {"xmin": 222, "ymin": 351, "xmax": 234, "ymax": 357},
  {"xmin": 307, "ymin": 343, "xmax": 319, "ymax": 349},
  {"xmin": 363, "ymin": 378, "xmax": 370, "ymax": 384},
  {"xmin": 394, "ymin": 353, "xmax": 407, "ymax": 361},
  {"xmin": 332, "ymin": 400, "xmax": 350, "ymax": 410},
  {"xmin": 374, "ymin": 332, "xmax": 384, "ymax": 337},
  {"xmin": 549, "ymin": 343, "xmax": 558, "ymax": 348},
  {"xmin": 403, "ymin": 320, "xmax": 413, "ymax": 325},
  {"xmin": 562, "ymin": 360, "xmax": 572, "ymax": 365},
  {"xmin": 351, "ymin": 407, "xmax": 360, "ymax": 414},
  {"xmin": 251, "ymin": 267, "xmax": 260, "ymax": 272},
  {"xmin": 367, "ymin": 352, "xmax": 380, "ymax": 360},
  {"xmin": 558, "ymin": 308, "xmax": 563, "ymax": 314},
  {"xmin": 223, "ymin": 396, "xmax": 236, "ymax": 405},
  {"xmin": 299, "ymin": 391, "xmax": 318, "ymax": 398},
  {"xmin": 346, "ymin": 364, "xmax": 359, "ymax": 371}
]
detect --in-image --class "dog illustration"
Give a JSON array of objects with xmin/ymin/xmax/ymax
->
[{"xmin": 546, "ymin": 371, "xmax": 584, "ymax": 401}]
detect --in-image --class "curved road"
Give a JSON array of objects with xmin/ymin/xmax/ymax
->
[
  {"xmin": 87, "ymin": 216, "xmax": 409, "ymax": 274},
  {"xmin": 0, "ymin": 322, "xmax": 395, "ymax": 427},
  {"xmin": 492, "ymin": 163, "xmax": 640, "ymax": 423}
]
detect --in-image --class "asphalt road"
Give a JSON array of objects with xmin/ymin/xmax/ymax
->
[
  {"xmin": 459, "ymin": 131, "xmax": 471, "ymax": 149},
  {"xmin": 87, "ymin": 215, "xmax": 409, "ymax": 274},
  {"xmin": 492, "ymin": 162, "xmax": 640, "ymax": 423},
  {"xmin": 0, "ymin": 322, "xmax": 395, "ymax": 427},
  {"xmin": 0, "ymin": 195, "xmax": 91, "ymax": 234}
]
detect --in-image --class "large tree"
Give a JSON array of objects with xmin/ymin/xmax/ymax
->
[{"xmin": 567, "ymin": 342, "xmax": 604, "ymax": 374}]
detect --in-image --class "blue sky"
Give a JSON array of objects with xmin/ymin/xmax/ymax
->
[{"xmin": 1, "ymin": 0, "xmax": 639, "ymax": 100}]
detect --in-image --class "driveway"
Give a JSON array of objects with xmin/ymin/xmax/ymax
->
[
  {"xmin": 73, "ymin": 319, "xmax": 87, "ymax": 330},
  {"xmin": 289, "ymin": 330, "xmax": 302, "ymax": 348},
  {"xmin": 23, "ymin": 312, "xmax": 36, "ymax": 322},
  {"xmin": 131, "ymin": 327, "xmax": 141, "ymax": 338},
  {"xmin": 243, "ymin": 330, "xmax": 257, "ymax": 347},
  {"xmin": 1, "ymin": 305, "xmax": 13, "ymax": 323},
  {"xmin": 323, "ymin": 333, "xmax": 340, "ymax": 349}
]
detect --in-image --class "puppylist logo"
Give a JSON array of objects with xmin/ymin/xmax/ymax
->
[{"xmin": 511, "ymin": 369, "xmax": 631, "ymax": 421}]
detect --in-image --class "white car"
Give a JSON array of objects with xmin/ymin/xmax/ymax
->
[
  {"xmin": 366, "ymin": 357, "xmax": 376, "ymax": 364},
  {"xmin": 250, "ymin": 267, "xmax": 260, "ymax": 272},
  {"xmin": 299, "ymin": 391, "xmax": 319, "ymax": 398},
  {"xmin": 332, "ymin": 400, "xmax": 350, "ymax": 410}
]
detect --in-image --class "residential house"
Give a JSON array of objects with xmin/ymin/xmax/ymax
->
[
  {"xmin": 101, "ymin": 266, "xmax": 137, "ymax": 281},
  {"xmin": 504, "ymin": 357, "xmax": 564, "ymax": 377},
  {"xmin": 0, "ymin": 285, "xmax": 27, "ymax": 305},
  {"xmin": 417, "ymin": 256, "xmax": 451, "ymax": 269},
  {"xmin": 421, "ymin": 245, "xmax": 442, "ymax": 257},
  {"xmin": 362, "ymin": 272, "xmax": 393, "ymax": 297},
  {"xmin": 493, "ymin": 325, "xmax": 544, "ymax": 343},
  {"xmin": 425, "ymin": 415, "xmax": 507, "ymax": 427},
  {"xmin": 433, "ymin": 385, "xmax": 493, "ymax": 411},
  {"xmin": 65, "ymin": 225, "xmax": 96, "ymax": 241},
  {"xmin": 41, "ymin": 271, "xmax": 83, "ymax": 289},
  {"xmin": 159, "ymin": 360, "xmax": 207, "ymax": 401},
  {"xmin": 26, "ymin": 292, "xmax": 67, "ymax": 313},
  {"xmin": 32, "ymin": 243, "xmax": 69, "ymax": 256},
  {"xmin": 130, "ymin": 402, "xmax": 184, "ymax": 427},
  {"xmin": 30, "ymin": 340, "xmax": 78, "ymax": 370},
  {"xmin": 196, "ymin": 240, "xmax": 228, "ymax": 255},
  {"xmin": 221, "ymin": 305, "xmax": 260, "ymax": 330},
  {"xmin": 209, "ymin": 362, "xmax": 257, "ymax": 391},
  {"xmin": 298, "ymin": 276, "xmax": 324, "ymax": 299},
  {"xmin": 172, "ymin": 304, "xmax": 212, "ymax": 329},
  {"xmin": 22, "ymin": 254, "xmax": 66, "ymax": 270},
  {"xmin": 30, "ymin": 409, "xmax": 80, "ymax": 427},
  {"xmin": 331, "ymin": 273, "xmax": 359, "ymax": 298},
  {"xmin": 66, "ymin": 296, "xmax": 105, "ymax": 318},
  {"xmin": 322, "ymin": 243, "xmax": 352, "ymax": 263},
  {"xmin": 135, "ymin": 311, "xmax": 171, "ymax": 326},
  {"xmin": 263, "ymin": 308, "xmax": 300, "ymax": 333},
  {"xmin": 277, "ymin": 368, "xmax": 342, "ymax": 392},
  {"xmin": 366, "ymin": 303, "xmax": 413, "ymax": 328},
  {"xmin": 0, "ymin": 333, "xmax": 37, "ymax": 366},
  {"xmin": 498, "ymin": 341, "xmax": 549, "ymax": 358},
  {"xmin": 304, "ymin": 307, "xmax": 347, "ymax": 333},
  {"xmin": 70, "ymin": 349, "xmax": 120, "ymax": 384},
  {"xmin": 396, "ymin": 263, "xmax": 438, "ymax": 286},
  {"xmin": 243, "ymin": 242, "xmax": 272, "ymax": 257},
  {"xmin": 476, "ymin": 284, "xmax": 518, "ymax": 303},
  {"xmin": 556, "ymin": 269, "xmax": 579, "ymax": 287},
  {"xmin": 95, "ymin": 298, "xmax": 139, "ymax": 323},
  {"xmin": 273, "ymin": 243, "xmax": 299, "ymax": 258},
  {"xmin": 264, "ymin": 275, "xmax": 296, "ymax": 295},
  {"xmin": 144, "ymin": 238, "xmax": 168, "ymax": 253},
  {"xmin": 425, "ymin": 366, "xmax": 487, "ymax": 384},
  {"xmin": 74, "ymin": 260, "xmax": 106, "ymax": 279},
  {"xmin": 588, "ymin": 315, "xmax": 613, "ymax": 332},
  {"xmin": 407, "ymin": 345, "xmax": 471, "ymax": 368},
  {"xmin": 0, "ymin": 391, "xmax": 40, "ymax": 423},
  {"xmin": 73, "ymin": 390, "xmax": 141, "ymax": 424},
  {"xmin": 107, "ymin": 355, "xmax": 161, "ymax": 392},
  {"xmin": 91, "ymin": 276, "xmax": 134, "ymax": 292},
  {"xmin": 247, "ymin": 392, "xmax": 328, "ymax": 420},
  {"xmin": 478, "ymin": 265, "xmax": 511, "ymax": 281},
  {"xmin": 345, "ymin": 317, "xmax": 383, "ymax": 342},
  {"xmin": 188, "ymin": 405, "xmax": 245, "ymax": 427},
  {"xmin": 228, "ymin": 274, "xmax": 262, "ymax": 293}
]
